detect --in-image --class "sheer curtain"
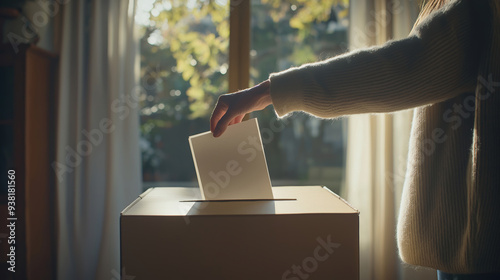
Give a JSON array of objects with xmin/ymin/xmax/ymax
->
[
  {"xmin": 55, "ymin": 1, "xmax": 141, "ymax": 279},
  {"xmin": 344, "ymin": 0, "xmax": 436, "ymax": 279}
]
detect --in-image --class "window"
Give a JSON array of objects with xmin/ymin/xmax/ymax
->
[{"xmin": 136, "ymin": 0, "xmax": 349, "ymax": 193}]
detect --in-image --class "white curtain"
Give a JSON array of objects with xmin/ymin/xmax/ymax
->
[
  {"xmin": 55, "ymin": 0, "xmax": 141, "ymax": 279},
  {"xmin": 344, "ymin": 0, "xmax": 437, "ymax": 279}
]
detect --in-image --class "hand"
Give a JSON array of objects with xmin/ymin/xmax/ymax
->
[{"xmin": 210, "ymin": 79, "xmax": 272, "ymax": 137}]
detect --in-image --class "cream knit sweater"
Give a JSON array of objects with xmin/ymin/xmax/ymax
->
[{"xmin": 269, "ymin": 0, "xmax": 500, "ymax": 274}]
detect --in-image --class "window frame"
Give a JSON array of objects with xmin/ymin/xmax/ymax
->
[{"xmin": 228, "ymin": 0, "xmax": 251, "ymax": 92}]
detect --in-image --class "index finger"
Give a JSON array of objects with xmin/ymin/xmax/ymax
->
[{"xmin": 210, "ymin": 97, "xmax": 229, "ymax": 133}]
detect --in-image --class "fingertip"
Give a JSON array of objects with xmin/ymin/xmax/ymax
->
[
  {"xmin": 213, "ymin": 126, "xmax": 222, "ymax": 138},
  {"xmin": 210, "ymin": 102, "xmax": 228, "ymax": 133},
  {"xmin": 210, "ymin": 113, "xmax": 219, "ymax": 133},
  {"xmin": 214, "ymin": 118, "xmax": 232, "ymax": 137}
]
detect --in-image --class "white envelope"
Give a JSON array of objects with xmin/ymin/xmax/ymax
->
[{"xmin": 189, "ymin": 118, "xmax": 274, "ymax": 200}]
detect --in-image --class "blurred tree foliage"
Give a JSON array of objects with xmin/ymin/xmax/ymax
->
[
  {"xmin": 146, "ymin": 0, "xmax": 229, "ymax": 120},
  {"xmin": 138, "ymin": 0, "xmax": 348, "ymax": 182}
]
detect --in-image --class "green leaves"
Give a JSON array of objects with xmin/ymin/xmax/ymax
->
[
  {"xmin": 263, "ymin": 1, "xmax": 348, "ymax": 28},
  {"xmin": 140, "ymin": 0, "xmax": 348, "ymax": 121},
  {"xmin": 147, "ymin": 0, "xmax": 229, "ymax": 119}
]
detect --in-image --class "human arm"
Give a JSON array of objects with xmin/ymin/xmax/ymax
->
[
  {"xmin": 211, "ymin": 0, "xmax": 479, "ymax": 135},
  {"xmin": 270, "ymin": 0, "xmax": 479, "ymax": 118},
  {"xmin": 210, "ymin": 80, "xmax": 272, "ymax": 137}
]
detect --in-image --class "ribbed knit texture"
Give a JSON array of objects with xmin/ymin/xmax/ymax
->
[{"xmin": 269, "ymin": 0, "xmax": 500, "ymax": 274}]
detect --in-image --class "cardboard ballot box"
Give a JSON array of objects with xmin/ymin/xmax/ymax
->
[{"xmin": 120, "ymin": 186, "xmax": 359, "ymax": 280}]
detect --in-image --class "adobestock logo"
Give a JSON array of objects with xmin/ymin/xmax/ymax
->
[
  {"xmin": 282, "ymin": 235, "xmax": 341, "ymax": 280},
  {"xmin": 415, "ymin": 74, "xmax": 500, "ymax": 162},
  {"xmin": 52, "ymin": 86, "xmax": 144, "ymax": 182},
  {"xmin": 204, "ymin": 135, "xmax": 262, "ymax": 199},
  {"xmin": 8, "ymin": 0, "xmax": 70, "ymax": 53}
]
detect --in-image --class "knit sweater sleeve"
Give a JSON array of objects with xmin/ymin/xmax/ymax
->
[{"xmin": 269, "ymin": 0, "xmax": 479, "ymax": 118}]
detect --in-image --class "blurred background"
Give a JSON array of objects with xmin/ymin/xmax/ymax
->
[
  {"xmin": 0, "ymin": 0, "xmax": 438, "ymax": 279},
  {"xmin": 136, "ymin": 0, "xmax": 349, "ymax": 193}
]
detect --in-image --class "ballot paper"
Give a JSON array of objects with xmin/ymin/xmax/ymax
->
[{"xmin": 189, "ymin": 118, "xmax": 274, "ymax": 200}]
